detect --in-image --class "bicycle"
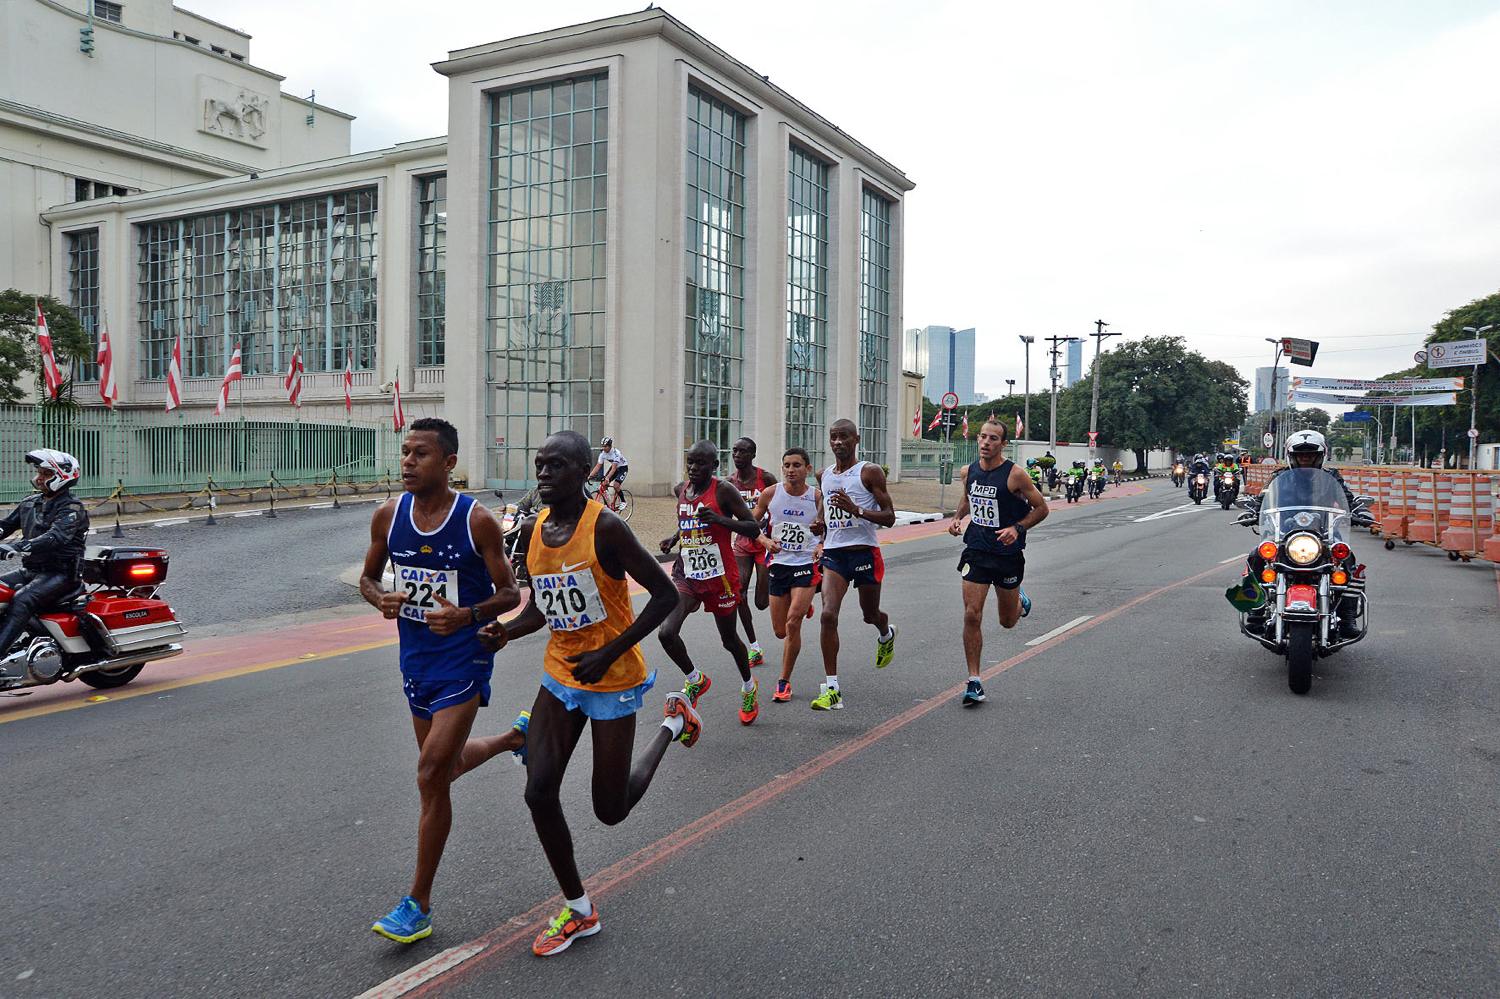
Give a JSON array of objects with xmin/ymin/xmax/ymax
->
[{"xmin": 585, "ymin": 479, "xmax": 634, "ymax": 523}]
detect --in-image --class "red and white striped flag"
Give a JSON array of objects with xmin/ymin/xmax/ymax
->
[
  {"xmin": 35, "ymin": 301, "xmax": 63, "ymax": 401},
  {"xmin": 343, "ymin": 354, "xmax": 353, "ymax": 414},
  {"xmin": 392, "ymin": 368, "xmax": 405, "ymax": 432},
  {"xmin": 1015, "ymin": 412, "xmax": 1024, "ymax": 437},
  {"xmin": 912, "ymin": 406, "xmax": 921, "ymax": 438},
  {"xmin": 284, "ymin": 345, "xmax": 304, "ymax": 408},
  {"xmin": 926, "ymin": 410, "xmax": 942, "ymax": 432},
  {"xmin": 164, "ymin": 335, "xmax": 184, "ymax": 412},
  {"xmin": 97, "ymin": 319, "xmax": 118, "ymax": 408},
  {"xmin": 961, "ymin": 411, "xmax": 969, "ymax": 439},
  {"xmin": 214, "ymin": 342, "xmax": 243, "ymax": 416}
]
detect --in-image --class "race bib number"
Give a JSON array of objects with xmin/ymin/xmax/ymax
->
[
  {"xmin": 776, "ymin": 520, "xmax": 811, "ymax": 552},
  {"xmin": 969, "ymin": 495, "xmax": 1000, "ymax": 528},
  {"xmin": 532, "ymin": 569, "xmax": 607, "ymax": 632},
  {"xmin": 394, "ymin": 564, "xmax": 457, "ymax": 624},
  {"xmin": 825, "ymin": 499, "xmax": 856, "ymax": 533},
  {"xmin": 681, "ymin": 537, "xmax": 726, "ymax": 580}
]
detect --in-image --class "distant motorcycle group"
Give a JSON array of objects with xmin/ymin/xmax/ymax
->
[{"xmin": 1174, "ymin": 452, "xmax": 1245, "ymax": 509}]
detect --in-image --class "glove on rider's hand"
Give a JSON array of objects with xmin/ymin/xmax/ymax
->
[{"xmin": 0, "ymin": 543, "xmax": 18, "ymax": 560}]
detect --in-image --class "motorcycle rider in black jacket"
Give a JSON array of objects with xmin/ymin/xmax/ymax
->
[{"xmin": 0, "ymin": 450, "xmax": 90, "ymax": 670}]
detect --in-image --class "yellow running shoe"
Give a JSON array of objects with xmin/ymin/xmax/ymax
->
[
  {"xmin": 876, "ymin": 627, "xmax": 897, "ymax": 669},
  {"xmin": 809, "ymin": 683, "xmax": 843, "ymax": 711}
]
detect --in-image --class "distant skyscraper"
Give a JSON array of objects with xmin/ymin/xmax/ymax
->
[
  {"xmin": 910, "ymin": 325, "xmax": 977, "ymax": 403},
  {"xmin": 903, "ymin": 327, "xmax": 928, "ymax": 376},
  {"xmin": 1254, "ymin": 366, "xmax": 1289, "ymax": 412},
  {"xmin": 1065, "ymin": 339, "xmax": 1084, "ymax": 388}
]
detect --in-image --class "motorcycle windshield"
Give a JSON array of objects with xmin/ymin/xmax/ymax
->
[{"xmin": 1258, "ymin": 468, "xmax": 1351, "ymax": 543}]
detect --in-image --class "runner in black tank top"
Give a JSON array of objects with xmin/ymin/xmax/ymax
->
[{"xmin": 946, "ymin": 417, "xmax": 1049, "ymax": 706}]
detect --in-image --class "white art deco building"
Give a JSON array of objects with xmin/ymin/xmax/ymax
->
[{"xmin": 16, "ymin": 3, "xmax": 913, "ymax": 492}]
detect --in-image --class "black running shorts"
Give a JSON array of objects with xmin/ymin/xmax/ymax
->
[{"xmin": 958, "ymin": 549, "xmax": 1025, "ymax": 589}]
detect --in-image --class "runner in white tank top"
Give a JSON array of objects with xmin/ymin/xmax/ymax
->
[
  {"xmin": 810, "ymin": 420, "xmax": 898, "ymax": 712},
  {"xmin": 751, "ymin": 448, "xmax": 823, "ymax": 703}
]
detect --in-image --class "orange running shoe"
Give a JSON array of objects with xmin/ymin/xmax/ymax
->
[
  {"xmin": 739, "ymin": 678, "xmax": 759, "ymax": 725},
  {"xmin": 773, "ymin": 679, "xmax": 792, "ymax": 702},
  {"xmin": 663, "ymin": 691, "xmax": 703, "ymax": 747},
  {"xmin": 683, "ymin": 671, "xmax": 711, "ymax": 707},
  {"xmin": 532, "ymin": 904, "xmax": 601, "ymax": 957}
]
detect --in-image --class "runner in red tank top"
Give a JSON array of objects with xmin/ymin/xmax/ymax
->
[
  {"xmin": 658, "ymin": 440, "xmax": 765, "ymax": 725},
  {"xmin": 728, "ymin": 437, "xmax": 778, "ymax": 670}
]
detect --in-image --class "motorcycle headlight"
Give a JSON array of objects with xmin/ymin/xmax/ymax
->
[
  {"xmin": 1285, "ymin": 533, "xmax": 1322, "ymax": 566},
  {"xmin": 1195, "ymin": 474, "xmax": 1206, "ymax": 485}
]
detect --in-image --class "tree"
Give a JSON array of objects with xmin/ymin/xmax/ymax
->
[
  {"xmin": 1359, "ymin": 289, "xmax": 1500, "ymax": 465},
  {"xmin": 1056, "ymin": 336, "xmax": 1249, "ymax": 469},
  {"xmin": 0, "ymin": 290, "xmax": 92, "ymax": 405}
]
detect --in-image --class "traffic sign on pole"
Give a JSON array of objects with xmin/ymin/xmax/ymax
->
[
  {"xmin": 1469, "ymin": 428, "xmax": 1480, "ymax": 439},
  {"xmin": 1428, "ymin": 339, "xmax": 1487, "ymax": 368},
  {"xmin": 940, "ymin": 392, "xmax": 959, "ymax": 411},
  {"xmin": 1262, "ymin": 431, "xmax": 1274, "ymax": 448},
  {"xmin": 1414, "ymin": 350, "xmax": 1428, "ymax": 364},
  {"xmin": 1087, "ymin": 430, "xmax": 1098, "ymax": 447}
]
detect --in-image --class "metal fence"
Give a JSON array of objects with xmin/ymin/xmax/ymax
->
[{"xmin": 0, "ymin": 406, "xmax": 401, "ymax": 503}]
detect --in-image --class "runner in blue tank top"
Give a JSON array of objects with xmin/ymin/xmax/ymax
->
[
  {"xmin": 358, "ymin": 417, "xmax": 524, "ymax": 944},
  {"xmin": 946, "ymin": 417, "xmax": 1049, "ymax": 706}
]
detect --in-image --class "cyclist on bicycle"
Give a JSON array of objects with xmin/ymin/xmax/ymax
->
[
  {"xmin": 589, "ymin": 437, "xmax": 629, "ymax": 511},
  {"xmin": 1111, "ymin": 459, "xmax": 1123, "ymax": 486}
]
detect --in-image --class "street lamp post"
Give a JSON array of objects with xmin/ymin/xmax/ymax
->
[
  {"xmin": 1019, "ymin": 335, "xmax": 1034, "ymax": 440},
  {"xmin": 1461, "ymin": 325, "xmax": 1493, "ymax": 469},
  {"xmin": 1265, "ymin": 338, "xmax": 1285, "ymax": 460},
  {"xmin": 1087, "ymin": 319, "xmax": 1118, "ymax": 457}
]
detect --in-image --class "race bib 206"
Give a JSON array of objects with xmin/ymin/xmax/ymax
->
[{"xmin": 681, "ymin": 536, "xmax": 726, "ymax": 580}]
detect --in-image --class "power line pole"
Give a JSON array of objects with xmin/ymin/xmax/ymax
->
[
  {"xmin": 1045, "ymin": 335, "xmax": 1080, "ymax": 459},
  {"xmin": 1018, "ymin": 335, "xmax": 1034, "ymax": 440},
  {"xmin": 1087, "ymin": 319, "xmax": 1118, "ymax": 456}
]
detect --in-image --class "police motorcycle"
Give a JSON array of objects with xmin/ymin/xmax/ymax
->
[
  {"xmin": 1025, "ymin": 458, "xmax": 1044, "ymax": 491},
  {"xmin": 1215, "ymin": 455, "xmax": 1241, "ymax": 510},
  {"xmin": 1087, "ymin": 462, "xmax": 1108, "ymax": 500},
  {"xmin": 1064, "ymin": 461, "xmax": 1087, "ymax": 504},
  {"xmin": 1171, "ymin": 459, "xmax": 1186, "ymax": 488},
  {"xmin": 1229, "ymin": 432, "xmax": 1374, "ymax": 695},
  {"xmin": 1, "ymin": 450, "xmax": 186, "ymax": 693},
  {"xmin": 1187, "ymin": 454, "xmax": 1211, "ymax": 504},
  {"xmin": 493, "ymin": 487, "xmax": 542, "ymax": 585}
]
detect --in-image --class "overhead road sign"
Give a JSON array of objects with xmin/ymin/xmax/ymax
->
[
  {"xmin": 1427, "ymin": 339, "xmax": 1487, "ymax": 368},
  {"xmin": 1281, "ymin": 337, "xmax": 1320, "ymax": 366},
  {"xmin": 1293, "ymin": 376, "xmax": 1463, "ymax": 392},
  {"xmin": 1292, "ymin": 390, "xmax": 1457, "ymax": 407},
  {"xmin": 1340, "ymin": 412, "xmax": 1374, "ymax": 422}
]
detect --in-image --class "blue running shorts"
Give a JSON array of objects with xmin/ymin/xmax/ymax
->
[
  {"xmin": 403, "ymin": 675, "xmax": 491, "ymax": 720},
  {"xmin": 540, "ymin": 670, "xmax": 657, "ymax": 721}
]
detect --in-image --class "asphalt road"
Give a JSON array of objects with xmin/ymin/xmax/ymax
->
[{"xmin": 3, "ymin": 479, "xmax": 1497, "ymax": 997}]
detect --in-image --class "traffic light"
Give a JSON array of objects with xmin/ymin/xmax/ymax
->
[{"xmin": 79, "ymin": 24, "xmax": 95, "ymax": 56}]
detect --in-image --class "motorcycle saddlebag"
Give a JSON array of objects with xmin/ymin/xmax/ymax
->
[{"xmin": 88, "ymin": 595, "xmax": 186, "ymax": 652}]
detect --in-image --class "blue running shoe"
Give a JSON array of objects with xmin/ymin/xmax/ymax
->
[
  {"xmin": 510, "ymin": 710, "xmax": 531, "ymax": 767},
  {"xmin": 372, "ymin": 896, "xmax": 432, "ymax": 944},
  {"xmin": 962, "ymin": 678, "xmax": 986, "ymax": 707},
  {"xmin": 1018, "ymin": 588, "xmax": 1032, "ymax": 618}
]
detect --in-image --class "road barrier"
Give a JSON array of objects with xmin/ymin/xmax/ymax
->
[{"xmin": 1245, "ymin": 464, "xmax": 1500, "ymax": 563}]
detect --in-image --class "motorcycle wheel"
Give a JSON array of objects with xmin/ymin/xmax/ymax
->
[
  {"xmin": 79, "ymin": 663, "xmax": 144, "ymax": 689},
  {"xmin": 1193, "ymin": 495, "xmax": 1203, "ymax": 505},
  {"xmin": 1220, "ymin": 498, "xmax": 1232, "ymax": 510},
  {"xmin": 1286, "ymin": 623, "xmax": 1314, "ymax": 695}
]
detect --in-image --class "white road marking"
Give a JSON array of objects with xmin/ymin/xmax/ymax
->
[
  {"xmin": 1025, "ymin": 615, "xmax": 1094, "ymax": 646},
  {"xmin": 1219, "ymin": 555, "xmax": 1243, "ymax": 564},
  {"xmin": 309, "ymin": 502, "xmax": 334, "ymax": 509},
  {"xmin": 1133, "ymin": 503, "xmax": 1215, "ymax": 523},
  {"xmin": 233, "ymin": 511, "xmax": 264, "ymax": 518},
  {"xmin": 151, "ymin": 518, "xmax": 190, "ymax": 528},
  {"xmin": 354, "ymin": 941, "xmax": 488, "ymax": 999}
]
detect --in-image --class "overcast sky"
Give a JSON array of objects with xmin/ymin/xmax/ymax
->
[{"xmin": 195, "ymin": 0, "xmax": 1500, "ymax": 399}]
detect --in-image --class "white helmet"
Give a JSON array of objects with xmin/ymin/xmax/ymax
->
[
  {"xmin": 600, "ymin": 436, "xmax": 613, "ymax": 448},
  {"xmin": 26, "ymin": 448, "xmax": 81, "ymax": 493},
  {"xmin": 1285, "ymin": 430, "xmax": 1327, "ymax": 468}
]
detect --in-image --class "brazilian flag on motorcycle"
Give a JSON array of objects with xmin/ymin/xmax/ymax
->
[{"xmin": 1225, "ymin": 573, "xmax": 1266, "ymax": 612}]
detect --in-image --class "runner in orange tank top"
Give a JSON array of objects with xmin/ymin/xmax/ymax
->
[
  {"xmin": 479, "ymin": 430, "xmax": 687, "ymax": 958},
  {"xmin": 657, "ymin": 439, "xmax": 765, "ymax": 726}
]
